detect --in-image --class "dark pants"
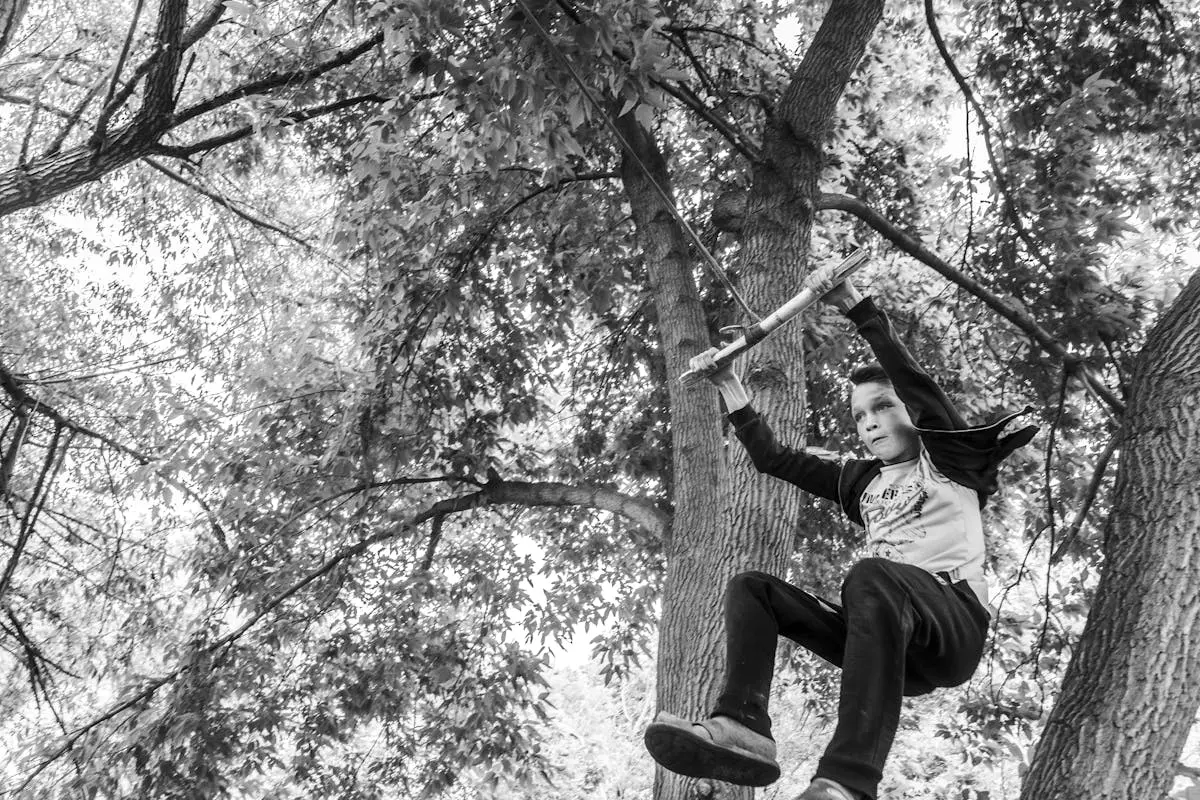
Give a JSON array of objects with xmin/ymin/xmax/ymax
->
[{"xmin": 711, "ymin": 558, "xmax": 989, "ymax": 799}]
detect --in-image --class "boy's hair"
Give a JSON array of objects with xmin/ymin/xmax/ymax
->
[{"xmin": 848, "ymin": 362, "xmax": 890, "ymax": 386}]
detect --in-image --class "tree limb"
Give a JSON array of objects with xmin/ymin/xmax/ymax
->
[
  {"xmin": 411, "ymin": 478, "xmax": 670, "ymax": 538},
  {"xmin": 815, "ymin": 191, "xmax": 1125, "ymax": 415},
  {"xmin": 181, "ymin": 0, "xmax": 228, "ymax": 51},
  {"xmin": 0, "ymin": 29, "xmax": 385, "ymax": 218}
]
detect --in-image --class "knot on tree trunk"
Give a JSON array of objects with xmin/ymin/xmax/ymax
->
[{"xmin": 712, "ymin": 189, "xmax": 748, "ymax": 234}]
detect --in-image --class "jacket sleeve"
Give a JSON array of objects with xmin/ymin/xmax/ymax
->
[
  {"xmin": 846, "ymin": 297, "xmax": 967, "ymax": 431},
  {"xmin": 728, "ymin": 405, "xmax": 841, "ymax": 503}
]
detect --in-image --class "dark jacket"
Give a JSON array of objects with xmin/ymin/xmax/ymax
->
[{"xmin": 729, "ymin": 297, "xmax": 1039, "ymax": 527}]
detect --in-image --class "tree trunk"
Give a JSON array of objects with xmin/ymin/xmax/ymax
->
[
  {"xmin": 1021, "ymin": 268, "xmax": 1200, "ymax": 800},
  {"xmin": 726, "ymin": 0, "xmax": 885, "ymax": 580},
  {"xmin": 615, "ymin": 113, "xmax": 732, "ymax": 800},
  {"xmin": 618, "ymin": 4, "xmax": 884, "ymax": 800}
]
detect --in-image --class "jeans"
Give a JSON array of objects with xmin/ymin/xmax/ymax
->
[{"xmin": 711, "ymin": 558, "xmax": 989, "ymax": 799}]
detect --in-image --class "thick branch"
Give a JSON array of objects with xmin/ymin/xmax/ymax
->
[
  {"xmin": 412, "ymin": 479, "xmax": 670, "ymax": 537},
  {"xmin": 816, "ymin": 191, "xmax": 1125, "ymax": 414},
  {"xmin": 182, "ymin": 0, "xmax": 228, "ymax": 50},
  {"xmin": 0, "ymin": 31, "xmax": 384, "ymax": 219},
  {"xmin": 777, "ymin": 0, "xmax": 884, "ymax": 150}
]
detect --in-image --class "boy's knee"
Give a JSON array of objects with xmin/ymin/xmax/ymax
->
[
  {"xmin": 842, "ymin": 558, "xmax": 905, "ymax": 603},
  {"xmin": 843, "ymin": 557, "xmax": 894, "ymax": 586},
  {"xmin": 726, "ymin": 570, "xmax": 773, "ymax": 598},
  {"xmin": 724, "ymin": 568, "xmax": 772, "ymax": 594}
]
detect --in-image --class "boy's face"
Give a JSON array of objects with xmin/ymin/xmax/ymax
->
[{"xmin": 850, "ymin": 380, "xmax": 919, "ymax": 464}]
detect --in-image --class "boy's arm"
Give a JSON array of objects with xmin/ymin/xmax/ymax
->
[
  {"xmin": 689, "ymin": 347, "xmax": 842, "ymax": 502},
  {"xmin": 728, "ymin": 406, "xmax": 842, "ymax": 503},
  {"xmin": 826, "ymin": 285, "xmax": 967, "ymax": 431}
]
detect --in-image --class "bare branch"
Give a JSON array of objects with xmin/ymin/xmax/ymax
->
[
  {"xmin": 155, "ymin": 92, "xmax": 387, "ymax": 158},
  {"xmin": 170, "ymin": 31, "xmax": 385, "ymax": 127},
  {"xmin": 0, "ymin": 424, "xmax": 65, "ymax": 598},
  {"xmin": 0, "ymin": 0, "xmax": 29, "ymax": 59},
  {"xmin": 1050, "ymin": 434, "xmax": 1119, "ymax": 564},
  {"xmin": 923, "ymin": 0, "xmax": 1052, "ymax": 274},
  {"xmin": 143, "ymin": 157, "xmax": 313, "ymax": 247}
]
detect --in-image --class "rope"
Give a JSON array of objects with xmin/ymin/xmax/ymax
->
[{"xmin": 511, "ymin": 0, "xmax": 760, "ymax": 321}]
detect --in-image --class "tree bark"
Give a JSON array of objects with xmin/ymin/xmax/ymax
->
[
  {"xmin": 619, "ymin": 3, "xmax": 884, "ymax": 800},
  {"xmin": 614, "ymin": 113, "xmax": 731, "ymax": 800},
  {"xmin": 1021, "ymin": 268, "xmax": 1200, "ymax": 800}
]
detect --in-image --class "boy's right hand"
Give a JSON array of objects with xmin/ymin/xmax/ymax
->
[
  {"xmin": 689, "ymin": 347, "xmax": 737, "ymax": 387},
  {"xmin": 689, "ymin": 346, "xmax": 751, "ymax": 411}
]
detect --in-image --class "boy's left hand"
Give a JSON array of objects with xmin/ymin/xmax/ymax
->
[{"xmin": 819, "ymin": 280, "xmax": 863, "ymax": 313}]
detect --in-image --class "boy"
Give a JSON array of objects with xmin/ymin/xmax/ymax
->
[{"xmin": 643, "ymin": 280, "xmax": 1037, "ymax": 800}]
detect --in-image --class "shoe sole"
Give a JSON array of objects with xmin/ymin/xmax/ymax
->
[{"xmin": 643, "ymin": 722, "xmax": 780, "ymax": 786}]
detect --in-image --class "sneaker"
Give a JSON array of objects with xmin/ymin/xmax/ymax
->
[
  {"xmin": 796, "ymin": 777, "xmax": 859, "ymax": 800},
  {"xmin": 643, "ymin": 711, "xmax": 780, "ymax": 786}
]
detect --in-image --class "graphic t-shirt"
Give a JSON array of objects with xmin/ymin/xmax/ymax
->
[{"xmin": 859, "ymin": 444, "xmax": 987, "ymax": 604}]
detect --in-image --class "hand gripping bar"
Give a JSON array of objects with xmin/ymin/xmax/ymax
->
[{"xmin": 679, "ymin": 249, "xmax": 869, "ymax": 387}]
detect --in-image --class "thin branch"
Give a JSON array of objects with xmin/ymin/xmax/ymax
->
[
  {"xmin": 0, "ymin": 423, "xmax": 63, "ymax": 597},
  {"xmin": 816, "ymin": 191, "xmax": 1125, "ymax": 415},
  {"xmin": 94, "ymin": 0, "xmax": 147, "ymax": 143},
  {"xmin": 0, "ymin": 362, "xmax": 229, "ymax": 547},
  {"xmin": 923, "ymin": 0, "xmax": 1052, "ymax": 273},
  {"xmin": 654, "ymin": 79, "xmax": 762, "ymax": 162},
  {"xmin": 0, "ymin": 92, "xmax": 73, "ymax": 119},
  {"xmin": 18, "ymin": 53, "xmax": 67, "ymax": 166},
  {"xmin": 142, "ymin": 157, "xmax": 312, "ymax": 247},
  {"xmin": 43, "ymin": 75, "xmax": 108, "ymax": 156},
  {"xmin": 1050, "ymin": 434, "xmax": 1119, "ymax": 564},
  {"xmin": 170, "ymin": 31, "xmax": 384, "ymax": 127},
  {"xmin": 420, "ymin": 514, "xmax": 445, "ymax": 572},
  {"xmin": 22, "ymin": 353, "xmax": 185, "ymax": 386},
  {"xmin": 662, "ymin": 23, "xmax": 779, "ymax": 59},
  {"xmin": 454, "ymin": 171, "xmax": 617, "ymax": 267},
  {"xmin": 154, "ymin": 92, "xmax": 387, "ymax": 158}
]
